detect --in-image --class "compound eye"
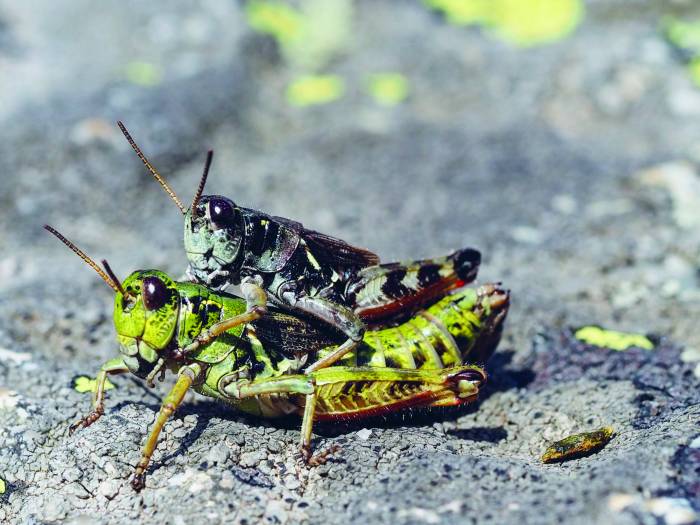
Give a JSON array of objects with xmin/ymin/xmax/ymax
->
[
  {"xmin": 208, "ymin": 198, "xmax": 235, "ymax": 226},
  {"xmin": 142, "ymin": 276, "xmax": 171, "ymax": 311}
]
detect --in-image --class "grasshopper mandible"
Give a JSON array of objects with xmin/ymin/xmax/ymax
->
[
  {"xmin": 46, "ymin": 226, "xmax": 508, "ymax": 491},
  {"xmin": 118, "ymin": 123, "xmax": 482, "ymax": 380}
]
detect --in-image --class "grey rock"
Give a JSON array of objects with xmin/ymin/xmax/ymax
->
[{"xmin": 0, "ymin": 1, "xmax": 699, "ymax": 524}]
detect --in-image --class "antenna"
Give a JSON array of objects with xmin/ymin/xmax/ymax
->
[
  {"xmin": 44, "ymin": 225, "xmax": 120, "ymax": 293},
  {"xmin": 117, "ymin": 121, "xmax": 186, "ymax": 214},
  {"xmin": 191, "ymin": 150, "xmax": 214, "ymax": 216},
  {"xmin": 101, "ymin": 259, "xmax": 128, "ymax": 297}
]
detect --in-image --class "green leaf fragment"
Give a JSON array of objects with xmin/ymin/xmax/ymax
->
[
  {"xmin": 367, "ymin": 73, "xmax": 410, "ymax": 106},
  {"xmin": 688, "ymin": 58, "xmax": 700, "ymax": 88},
  {"xmin": 286, "ymin": 75, "xmax": 344, "ymax": 106},
  {"xmin": 245, "ymin": 0, "xmax": 304, "ymax": 44},
  {"xmin": 423, "ymin": 0, "xmax": 488, "ymax": 25},
  {"xmin": 664, "ymin": 17, "xmax": 700, "ymax": 55},
  {"xmin": 541, "ymin": 426, "xmax": 614, "ymax": 463},
  {"xmin": 424, "ymin": 0, "xmax": 584, "ymax": 47},
  {"xmin": 245, "ymin": 0, "xmax": 353, "ymax": 70},
  {"xmin": 574, "ymin": 326, "xmax": 654, "ymax": 352},
  {"xmin": 73, "ymin": 376, "xmax": 115, "ymax": 394},
  {"xmin": 125, "ymin": 62, "xmax": 162, "ymax": 87}
]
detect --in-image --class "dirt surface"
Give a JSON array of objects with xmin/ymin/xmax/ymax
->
[{"xmin": 1, "ymin": 1, "xmax": 699, "ymax": 524}]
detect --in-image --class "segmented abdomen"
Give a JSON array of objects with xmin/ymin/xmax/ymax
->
[
  {"xmin": 318, "ymin": 285, "xmax": 505, "ymax": 371},
  {"xmin": 314, "ymin": 379, "xmax": 454, "ymax": 419},
  {"xmin": 347, "ymin": 248, "xmax": 481, "ymax": 323}
]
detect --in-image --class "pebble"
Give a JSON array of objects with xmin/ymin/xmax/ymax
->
[
  {"xmin": 97, "ymin": 479, "xmax": 121, "ymax": 500},
  {"xmin": 238, "ymin": 450, "xmax": 267, "ymax": 468},
  {"xmin": 356, "ymin": 428, "xmax": 372, "ymax": 441},
  {"xmin": 510, "ymin": 226, "xmax": 544, "ymax": 245},
  {"xmin": 638, "ymin": 162, "xmax": 700, "ymax": 229}
]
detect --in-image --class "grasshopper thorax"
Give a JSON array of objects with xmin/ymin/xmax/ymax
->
[
  {"xmin": 114, "ymin": 270, "xmax": 180, "ymax": 378},
  {"xmin": 185, "ymin": 195, "xmax": 244, "ymax": 286}
]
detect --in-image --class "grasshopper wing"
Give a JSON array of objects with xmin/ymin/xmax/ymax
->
[
  {"xmin": 302, "ymin": 230, "xmax": 380, "ymax": 268},
  {"xmin": 270, "ymin": 214, "xmax": 379, "ymax": 268},
  {"xmin": 252, "ymin": 308, "xmax": 344, "ymax": 356}
]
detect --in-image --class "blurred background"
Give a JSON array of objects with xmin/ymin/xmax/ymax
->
[
  {"xmin": 1, "ymin": 1, "xmax": 700, "ymax": 524},
  {"xmin": 2, "ymin": 0, "xmax": 700, "ymax": 347}
]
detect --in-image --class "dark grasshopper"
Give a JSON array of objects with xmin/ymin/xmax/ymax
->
[
  {"xmin": 46, "ymin": 226, "xmax": 509, "ymax": 491},
  {"xmin": 118, "ymin": 122, "xmax": 482, "ymax": 378}
]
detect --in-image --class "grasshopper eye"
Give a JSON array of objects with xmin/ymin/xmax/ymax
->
[
  {"xmin": 142, "ymin": 276, "xmax": 170, "ymax": 311},
  {"xmin": 208, "ymin": 198, "xmax": 235, "ymax": 227}
]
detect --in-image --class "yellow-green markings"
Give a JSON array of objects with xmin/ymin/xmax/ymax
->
[
  {"xmin": 574, "ymin": 326, "xmax": 654, "ymax": 352},
  {"xmin": 424, "ymin": 0, "xmax": 584, "ymax": 47},
  {"xmin": 688, "ymin": 58, "xmax": 700, "ymax": 87},
  {"xmin": 366, "ymin": 73, "xmax": 410, "ymax": 106},
  {"xmin": 286, "ymin": 75, "xmax": 345, "ymax": 107},
  {"xmin": 73, "ymin": 376, "xmax": 115, "ymax": 394},
  {"xmin": 541, "ymin": 427, "xmax": 614, "ymax": 463},
  {"xmin": 664, "ymin": 17, "xmax": 700, "ymax": 87},
  {"xmin": 245, "ymin": 0, "xmax": 304, "ymax": 45},
  {"xmin": 0, "ymin": 478, "xmax": 6, "ymax": 495},
  {"xmin": 664, "ymin": 17, "xmax": 700, "ymax": 55},
  {"xmin": 125, "ymin": 62, "xmax": 163, "ymax": 87},
  {"xmin": 245, "ymin": 0, "xmax": 352, "ymax": 70}
]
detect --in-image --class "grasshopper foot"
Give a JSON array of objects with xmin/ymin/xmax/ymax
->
[
  {"xmin": 299, "ymin": 444, "xmax": 341, "ymax": 467},
  {"xmin": 130, "ymin": 472, "xmax": 146, "ymax": 492},
  {"xmin": 68, "ymin": 408, "xmax": 103, "ymax": 435}
]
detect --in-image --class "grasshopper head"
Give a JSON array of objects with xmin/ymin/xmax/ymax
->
[
  {"xmin": 184, "ymin": 195, "xmax": 243, "ymax": 287},
  {"xmin": 44, "ymin": 225, "xmax": 181, "ymax": 380},
  {"xmin": 116, "ymin": 124, "xmax": 242, "ymax": 289},
  {"xmin": 114, "ymin": 270, "xmax": 180, "ymax": 377}
]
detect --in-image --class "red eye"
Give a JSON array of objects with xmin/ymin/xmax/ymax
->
[{"xmin": 142, "ymin": 277, "xmax": 170, "ymax": 311}]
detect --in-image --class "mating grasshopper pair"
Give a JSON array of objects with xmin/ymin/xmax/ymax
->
[{"xmin": 47, "ymin": 124, "xmax": 509, "ymax": 490}]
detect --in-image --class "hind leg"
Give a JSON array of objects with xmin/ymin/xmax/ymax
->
[{"xmin": 280, "ymin": 292, "xmax": 365, "ymax": 373}]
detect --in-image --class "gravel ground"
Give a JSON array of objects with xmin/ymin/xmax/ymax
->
[{"xmin": 1, "ymin": 1, "xmax": 699, "ymax": 524}]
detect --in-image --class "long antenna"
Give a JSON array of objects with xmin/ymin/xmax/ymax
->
[
  {"xmin": 191, "ymin": 150, "xmax": 214, "ymax": 216},
  {"xmin": 101, "ymin": 259, "xmax": 128, "ymax": 297},
  {"xmin": 117, "ymin": 121, "xmax": 187, "ymax": 214},
  {"xmin": 44, "ymin": 225, "xmax": 120, "ymax": 293}
]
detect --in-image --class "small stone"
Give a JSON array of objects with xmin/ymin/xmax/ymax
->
[
  {"xmin": 510, "ymin": 226, "xmax": 544, "ymax": 245},
  {"xmin": 265, "ymin": 499, "xmax": 288, "ymax": 523},
  {"xmin": 219, "ymin": 471, "xmax": 235, "ymax": 489},
  {"xmin": 284, "ymin": 475, "xmax": 301, "ymax": 490},
  {"xmin": 551, "ymin": 194, "xmax": 577, "ymax": 215},
  {"xmin": 238, "ymin": 450, "xmax": 267, "ymax": 468},
  {"xmin": 206, "ymin": 446, "xmax": 230, "ymax": 466},
  {"xmin": 638, "ymin": 162, "xmax": 700, "ymax": 229},
  {"xmin": 356, "ymin": 428, "xmax": 372, "ymax": 441},
  {"xmin": 645, "ymin": 497, "xmax": 697, "ymax": 525},
  {"xmin": 97, "ymin": 479, "xmax": 121, "ymax": 500},
  {"xmin": 62, "ymin": 468, "xmax": 83, "ymax": 483}
]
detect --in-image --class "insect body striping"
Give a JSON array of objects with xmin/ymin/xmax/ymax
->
[
  {"xmin": 47, "ymin": 224, "xmax": 505, "ymax": 491},
  {"xmin": 313, "ymin": 288, "xmax": 495, "ymax": 374}
]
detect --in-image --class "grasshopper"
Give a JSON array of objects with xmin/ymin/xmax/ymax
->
[
  {"xmin": 46, "ymin": 226, "xmax": 508, "ymax": 491},
  {"xmin": 118, "ymin": 122, "xmax": 482, "ymax": 377}
]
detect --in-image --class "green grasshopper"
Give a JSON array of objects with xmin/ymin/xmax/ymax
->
[{"xmin": 45, "ymin": 226, "xmax": 509, "ymax": 491}]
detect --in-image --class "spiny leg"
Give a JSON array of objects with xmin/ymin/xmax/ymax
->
[
  {"xmin": 298, "ymin": 391, "xmax": 338, "ymax": 466},
  {"xmin": 221, "ymin": 375, "xmax": 339, "ymax": 466},
  {"xmin": 299, "ymin": 391, "xmax": 317, "ymax": 461},
  {"xmin": 69, "ymin": 357, "xmax": 129, "ymax": 434},
  {"xmin": 278, "ymin": 294, "xmax": 364, "ymax": 461},
  {"xmin": 131, "ymin": 364, "xmax": 200, "ymax": 491},
  {"xmin": 281, "ymin": 294, "xmax": 365, "ymax": 373},
  {"xmin": 182, "ymin": 277, "xmax": 267, "ymax": 354},
  {"xmin": 221, "ymin": 375, "xmax": 336, "ymax": 464}
]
